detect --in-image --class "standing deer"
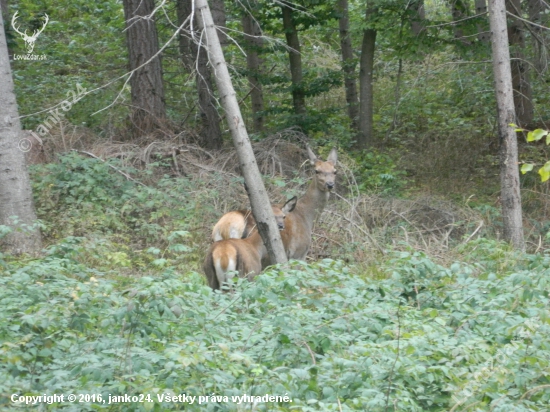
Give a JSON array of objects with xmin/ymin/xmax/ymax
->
[
  {"xmin": 276, "ymin": 146, "xmax": 337, "ymax": 261},
  {"xmin": 204, "ymin": 196, "xmax": 297, "ymax": 290},
  {"xmin": 11, "ymin": 12, "xmax": 49, "ymax": 54},
  {"xmin": 212, "ymin": 146, "xmax": 338, "ymax": 262}
]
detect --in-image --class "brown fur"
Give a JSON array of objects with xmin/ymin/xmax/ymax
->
[
  {"xmin": 263, "ymin": 147, "xmax": 338, "ymax": 265},
  {"xmin": 212, "ymin": 206, "xmax": 288, "ymax": 241},
  {"xmin": 204, "ymin": 197, "xmax": 297, "ymax": 290}
]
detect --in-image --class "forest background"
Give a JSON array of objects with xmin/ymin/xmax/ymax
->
[{"xmin": 0, "ymin": 0, "xmax": 550, "ymax": 410}]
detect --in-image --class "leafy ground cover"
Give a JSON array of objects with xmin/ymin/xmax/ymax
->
[{"xmin": 1, "ymin": 238, "xmax": 549, "ymax": 411}]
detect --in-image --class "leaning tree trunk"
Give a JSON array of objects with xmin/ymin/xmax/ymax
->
[
  {"xmin": 507, "ymin": 0, "xmax": 534, "ymax": 126},
  {"xmin": 178, "ymin": 0, "xmax": 223, "ymax": 149},
  {"xmin": 123, "ymin": 0, "xmax": 166, "ymax": 136},
  {"xmin": 338, "ymin": 0, "xmax": 359, "ymax": 131},
  {"xmin": 242, "ymin": 7, "xmax": 265, "ymax": 133},
  {"xmin": 194, "ymin": 0, "xmax": 287, "ymax": 264},
  {"xmin": 358, "ymin": 9, "xmax": 377, "ymax": 149},
  {"xmin": 0, "ymin": 8, "xmax": 42, "ymax": 254},
  {"xmin": 488, "ymin": 0, "xmax": 525, "ymax": 250},
  {"xmin": 281, "ymin": 2, "xmax": 306, "ymax": 116}
]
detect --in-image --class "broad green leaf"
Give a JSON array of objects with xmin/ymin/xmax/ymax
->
[
  {"xmin": 521, "ymin": 163, "xmax": 534, "ymax": 174},
  {"xmin": 538, "ymin": 162, "xmax": 550, "ymax": 182},
  {"xmin": 527, "ymin": 129, "xmax": 548, "ymax": 142}
]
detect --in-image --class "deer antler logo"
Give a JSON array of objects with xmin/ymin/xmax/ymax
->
[{"xmin": 11, "ymin": 12, "xmax": 49, "ymax": 54}]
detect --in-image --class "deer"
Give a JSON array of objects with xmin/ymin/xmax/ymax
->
[
  {"xmin": 212, "ymin": 206, "xmax": 284, "ymax": 242},
  {"xmin": 203, "ymin": 196, "xmax": 297, "ymax": 290},
  {"xmin": 211, "ymin": 146, "xmax": 338, "ymax": 263},
  {"xmin": 274, "ymin": 146, "xmax": 338, "ymax": 262},
  {"xmin": 11, "ymin": 12, "xmax": 49, "ymax": 54}
]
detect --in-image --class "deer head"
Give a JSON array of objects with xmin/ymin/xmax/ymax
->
[{"xmin": 12, "ymin": 12, "xmax": 49, "ymax": 54}]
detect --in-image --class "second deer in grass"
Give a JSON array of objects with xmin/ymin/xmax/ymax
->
[
  {"xmin": 211, "ymin": 147, "xmax": 338, "ymax": 262},
  {"xmin": 204, "ymin": 196, "xmax": 297, "ymax": 290}
]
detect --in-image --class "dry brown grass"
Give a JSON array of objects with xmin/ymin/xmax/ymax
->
[{"xmin": 33, "ymin": 125, "xmax": 512, "ymax": 269}]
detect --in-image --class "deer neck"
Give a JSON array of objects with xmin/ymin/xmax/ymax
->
[{"xmin": 294, "ymin": 178, "xmax": 329, "ymax": 232}]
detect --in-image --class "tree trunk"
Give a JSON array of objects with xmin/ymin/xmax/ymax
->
[
  {"xmin": 506, "ymin": 0, "xmax": 534, "ymax": 126},
  {"xmin": 358, "ymin": 10, "xmax": 377, "ymax": 149},
  {"xmin": 488, "ymin": 0, "xmax": 525, "ymax": 250},
  {"xmin": 528, "ymin": 0, "xmax": 549, "ymax": 73},
  {"xmin": 338, "ymin": 0, "xmax": 359, "ymax": 131},
  {"xmin": 281, "ymin": 2, "xmax": 306, "ymax": 116},
  {"xmin": 450, "ymin": 0, "xmax": 471, "ymax": 43},
  {"xmin": 122, "ymin": 0, "xmax": 166, "ymax": 136},
  {"xmin": 210, "ymin": 0, "xmax": 227, "ymax": 46},
  {"xmin": 177, "ymin": 0, "xmax": 223, "ymax": 149},
  {"xmin": 475, "ymin": 0, "xmax": 490, "ymax": 43},
  {"xmin": 0, "ymin": 7, "xmax": 42, "ymax": 254},
  {"xmin": 194, "ymin": 0, "xmax": 287, "ymax": 264},
  {"xmin": 409, "ymin": 0, "xmax": 426, "ymax": 36},
  {"xmin": 242, "ymin": 8, "xmax": 265, "ymax": 133}
]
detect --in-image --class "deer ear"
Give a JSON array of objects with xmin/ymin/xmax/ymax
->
[
  {"xmin": 326, "ymin": 147, "xmax": 338, "ymax": 165},
  {"xmin": 306, "ymin": 146, "xmax": 318, "ymax": 165},
  {"xmin": 283, "ymin": 196, "xmax": 298, "ymax": 213}
]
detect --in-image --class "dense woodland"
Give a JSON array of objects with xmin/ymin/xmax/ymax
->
[{"xmin": 1, "ymin": 0, "xmax": 550, "ymax": 410}]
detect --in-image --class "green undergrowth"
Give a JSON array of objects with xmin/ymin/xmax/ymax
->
[{"xmin": 0, "ymin": 243, "xmax": 549, "ymax": 411}]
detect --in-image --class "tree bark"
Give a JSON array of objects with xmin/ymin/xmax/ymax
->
[
  {"xmin": 488, "ymin": 0, "xmax": 525, "ymax": 250},
  {"xmin": 506, "ymin": 0, "xmax": 534, "ymax": 126},
  {"xmin": 450, "ymin": 0, "xmax": 471, "ymax": 43},
  {"xmin": 122, "ymin": 0, "xmax": 166, "ymax": 136},
  {"xmin": 528, "ymin": 0, "xmax": 549, "ymax": 73},
  {"xmin": 242, "ymin": 8, "xmax": 265, "ymax": 133},
  {"xmin": 194, "ymin": 0, "xmax": 287, "ymax": 265},
  {"xmin": 0, "ymin": 7, "xmax": 42, "ymax": 254},
  {"xmin": 338, "ymin": 0, "xmax": 359, "ymax": 131},
  {"xmin": 358, "ymin": 9, "xmax": 377, "ymax": 149},
  {"xmin": 281, "ymin": 2, "xmax": 306, "ymax": 116},
  {"xmin": 475, "ymin": 0, "xmax": 490, "ymax": 43},
  {"xmin": 177, "ymin": 0, "xmax": 223, "ymax": 149},
  {"xmin": 409, "ymin": 0, "xmax": 426, "ymax": 36}
]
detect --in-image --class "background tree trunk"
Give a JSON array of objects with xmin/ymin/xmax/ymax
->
[
  {"xmin": 506, "ymin": 0, "xmax": 534, "ymax": 126},
  {"xmin": 338, "ymin": 0, "xmax": 359, "ymax": 132},
  {"xmin": 281, "ymin": 2, "xmax": 306, "ymax": 116},
  {"xmin": 122, "ymin": 0, "xmax": 166, "ymax": 136},
  {"xmin": 177, "ymin": 0, "xmax": 223, "ymax": 149},
  {"xmin": 0, "ymin": 8, "xmax": 42, "ymax": 254},
  {"xmin": 242, "ymin": 7, "xmax": 265, "ymax": 133},
  {"xmin": 409, "ymin": 0, "xmax": 426, "ymax": 36},
  {"xmin": 475, "ymin": 0, "xmax": 490, "ymax": 43},
  {"xmin": 488, "ymin": 0, "xmax": 525, "ymax": 250},
  {"xmin": 210, "ymin": 0, "xmax": 227, "ymax": 46},
  {"xmin": 528, "ymin": 0, "xmax": 549, "ymax": 73},
  {"xmin": 194, "ymin": 0, "xmax": 287, "ymax": 264},
  {"xmin": 358, "ymin": 9, "xmax": 377, "ymax": 149},
  {"xmin": 450, "ymin": 0, "xmax": 470, "ymax": 43}
]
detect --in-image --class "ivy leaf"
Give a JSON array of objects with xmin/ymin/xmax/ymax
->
[
  {"xmin": 538, "ymin": 162, "xmax": 550, "ymax": 182},
  {"xmin": 521, "ymin": 163, "xmax": 534, "ymax": 174},
  {"xmin": 527, "ymin": 129, "xmax": 548, "ymax": 142}
]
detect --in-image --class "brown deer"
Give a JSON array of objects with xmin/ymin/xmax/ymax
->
[
  {"xmin": 204, "ymin": 196, "xmax": 297, "ymax": 290},
  {"xmin": 274, "ymin": 146, "xmax": 337, "ymax": 261},
  {"xmin": 212, "ymin": 206, "xmax": 287, "ymax": 241},
  {"xmin": 211, "ymin": 146, "xmax": 337, "ymax": 263}
]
